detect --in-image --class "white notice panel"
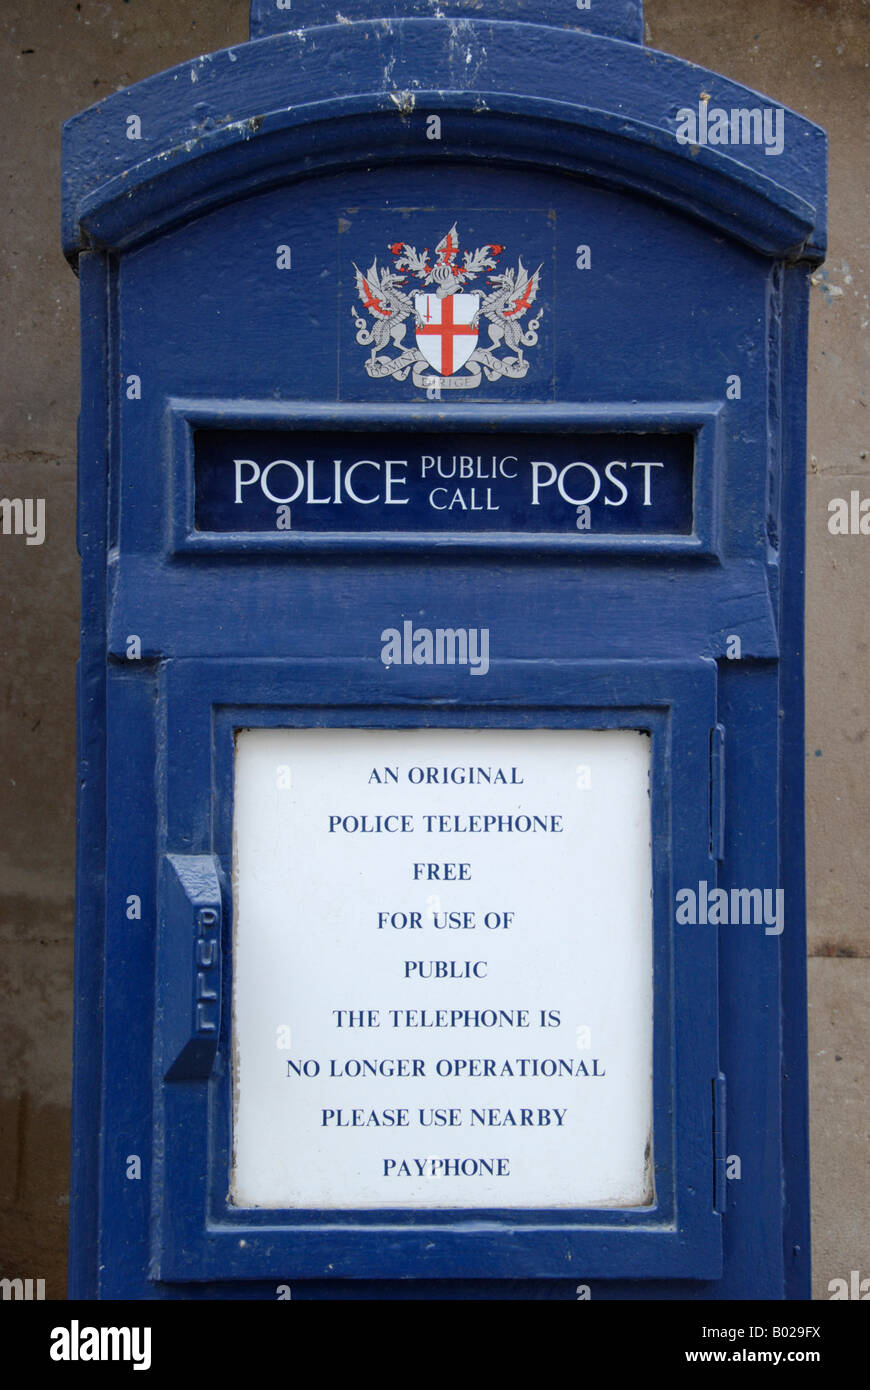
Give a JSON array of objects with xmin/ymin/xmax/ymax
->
[{"xmin": 231, "ymin": 727, "xmax": 653, "ymax": 1209}]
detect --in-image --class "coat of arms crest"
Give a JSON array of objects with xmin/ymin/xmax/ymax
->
[{"xmin": 351, "ymin": 224, "xmax": 543, "ymax": 391}]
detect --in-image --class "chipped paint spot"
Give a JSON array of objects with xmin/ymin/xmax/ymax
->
[
  {"xmin": 811, "ymin": 269, "xmax": 845, "ymax": 305},
  {"xmin": 390, "ymin": 90, "xmax": 416, "ymax": 115}
]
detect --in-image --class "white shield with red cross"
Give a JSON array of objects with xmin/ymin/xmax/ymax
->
[{"xmin": 415, "ymin": 292, "xmax": 478, "ymax": 376}]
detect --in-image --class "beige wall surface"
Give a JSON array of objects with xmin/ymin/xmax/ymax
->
[{"xmin": 0, "ymin": 0, "xmax": 866, "ymax": 1302}]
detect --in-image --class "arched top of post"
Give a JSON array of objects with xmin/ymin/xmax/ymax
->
[
  {"xmin": 248, "ymin": 0, "xmax": 646, "ymax": 44},
  {"xmin": 62, "ymin": 20, "xmax": 826, "ymax": 266}
]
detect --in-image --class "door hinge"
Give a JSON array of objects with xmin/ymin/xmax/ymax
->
[
  {"xmin": 710, "ymin": 723, "xmax": 725, "ymax": 860},
  {"xmin": 713, "ymin": 1072, "xmax": 728, "ymax": 1214}
]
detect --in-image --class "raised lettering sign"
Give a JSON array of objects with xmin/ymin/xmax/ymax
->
[{"xmin": 195, "ymin": 428, "xmax": 694, "ymax": 535}]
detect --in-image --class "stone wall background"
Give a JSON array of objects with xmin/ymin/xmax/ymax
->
[{"xmin": 0, "ymin": 0, "xmax": 866, "ymax": 1300}]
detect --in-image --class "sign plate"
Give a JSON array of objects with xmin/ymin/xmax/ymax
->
[
  {"xmin": 231, "ymin": 727, "xmax": 654, "ymax": 1210},
  {"xmin": 195, "ymin": 428, "xmax": 694, "ymax": 535}
]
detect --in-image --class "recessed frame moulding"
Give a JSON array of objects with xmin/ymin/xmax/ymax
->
[{"xmin": 231, "ymin": 726, "xmax": 653, "ymax": 1210}]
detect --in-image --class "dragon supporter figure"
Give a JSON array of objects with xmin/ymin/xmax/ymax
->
[{"xmin": 351, "ymin": 224, "xmax": 544, "ymax": 390}]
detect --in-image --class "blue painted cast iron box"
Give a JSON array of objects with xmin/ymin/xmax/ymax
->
[{"xmin": 63, "ymin": 0, "xmax": 826, "ymax": 1300}]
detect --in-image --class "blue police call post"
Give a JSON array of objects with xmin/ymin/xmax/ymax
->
[{"xmin": 63, "ymin": 1, "xmax": 826, "ymax": 1299}]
